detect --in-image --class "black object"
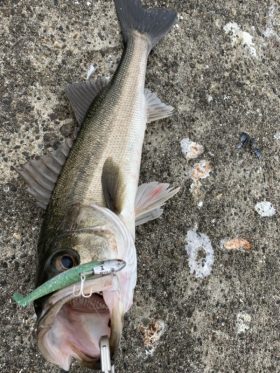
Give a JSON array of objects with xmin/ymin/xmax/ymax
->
[
  {"xmin": 250, "ymin": 138, "xmax": 262, "ymax": 159},
  {"xmin": 236, "ymin": 132, "xmax": 261, "ymax": 159},
  {"xmin": 236, "ymin": 132, "xmax": 251, "ymax": 149}
]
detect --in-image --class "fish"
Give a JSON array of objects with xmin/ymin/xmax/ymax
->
[{"xmin": 16, "ymin": 0, "xmax": 178, "ymax": 370}]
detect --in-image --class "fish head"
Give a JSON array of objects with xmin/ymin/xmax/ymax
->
[{"xmin": 35, "ymin": 204, "xmax": 137, "ymax": 371}]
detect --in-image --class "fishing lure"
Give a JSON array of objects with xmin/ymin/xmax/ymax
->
[{"xmin": 12, "ymin": 259, "xmax": 126, "ymax": 307}]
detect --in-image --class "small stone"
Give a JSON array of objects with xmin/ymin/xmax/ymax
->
[
  {"xmin": 223, "ymin": 238, "xmax": 252, "ymax": 251},
  {"xmin": 274, "ymin": 132, "xmax": 280, "ymax": 140},
  {"xmin": 180, "ymin": 138, "xmax": 204, "ymax": 160},
  {"xmin": 53, "ymin": 41, "xmax": 63, "ymax": 49},
  {"xmin": 139, "ymin": 320, "xmax": 165, "ymax": 355},
  {"xmin": 236, "ymin": 312, "xmax": 251, "ymax": 334},
  {"xmin": 255, "ymin": 201, "xmax": 276, "ymax": 217},
  {"xmin": 12, "ymin": 233, "xmax": 21, "ymax": 241},
  {"xmin": 197, "ymin": 201, "xmax": 204, "ymax": 208},
  {"xmin": 191, "ymin": 160, "xmax": 213, "ymax": 181}
]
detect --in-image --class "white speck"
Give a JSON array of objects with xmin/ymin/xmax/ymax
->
[
  {"xmin": 86, "ymin": 64, "xmax": 96, "ymax": 80},
  {"xmin": 206, "ymin": 94, "xmax": 213, "ymax": 103},
  {"xmin": 31, "ymin": 313, "xmax": 37, "ymax": 321},
  {"xmin": 198, "ymin": 201, "xmax": 204, "ymax": 208},
  {"xmin": 274, "ymin": 132, "xmax": 280, "ymax": 140},
  {"xmin": 86, "ymin": 1, "xmax": 91, "ymax": 5},
  {"xmin": 185, "ymin": 229, "xmax": 214, "ymax": 278},
  {"xmin": 263, "ymin": 3, "xmax": 279, "ymax": 40},
  {"xmin": 255, "ymin": 201, "xmax": 276, "ymax": 217},
  {"xmin": 236, "ymin": 312, "xmax": 251, "ymax": 334},
  {"xmin": 180, "ymin": 138, "xmax": 204, "ymax": 160},
  {"xmin": 224, "ymin": 22, "xmax": 257, "ymax": 58},
  {"xmin": 12, "ymin": 232, "xmax": 21, "ymax": 241}
]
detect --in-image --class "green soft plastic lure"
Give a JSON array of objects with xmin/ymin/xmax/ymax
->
[{"xmin": 12, "ymin": 259, "xmax": 126, "ymax": 307}]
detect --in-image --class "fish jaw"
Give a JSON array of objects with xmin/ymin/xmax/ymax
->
[
  {"xmin": 36, "ymin": 205, "xmax": 136, "ymax": 370},
  {"xmin": 37, "ymin": 275, "xmax": 126, "ymax": 370}
]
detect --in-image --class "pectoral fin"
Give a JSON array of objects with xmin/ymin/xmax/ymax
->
[
  {"xmin": 135, "ymin": 182, "xmax": 180, "ymax": 226},
  {"xmin": 101, "ymin": 158, "xmax": 125, "ymax": 214},
  {"xmin": 66, "ymin": 78, "xmax": 108, "ymax": 125},
  {"xmin": 145, "ymin": 89, "xmax": 174, "ymax": 123}
]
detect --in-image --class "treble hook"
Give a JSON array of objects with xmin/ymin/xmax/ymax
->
[{"xmin": 72, "ymin": 273, "xmax": 93, "ymax": 298}]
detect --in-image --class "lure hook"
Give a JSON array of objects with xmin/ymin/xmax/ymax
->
[{"xmin": 72, "ymin": 273, "xmax": 93, "ymax": 298}]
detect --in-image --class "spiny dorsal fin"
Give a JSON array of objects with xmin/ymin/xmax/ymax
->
[
  {"xmin": 65, "ymin": 78, "xmax": 108, "ymax": 125},
  {"xmin": 135, "ymin": 182, "xmax": 180, "ymax": 226},
  {"xmin": 145, "ymin": 89, "xmax": 174, "ymax": 123},
  {"xmin": 17, "ymin": 139, "xmax": 73, "ymax": 209},
  {"xmin": 101, "ymin": 158, "xmax": 125, "ymax": 214}
]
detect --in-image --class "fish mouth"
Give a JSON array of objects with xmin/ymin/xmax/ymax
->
[{"xmin": 37, "ymin": 275, "xmax": 123, "ymax": 371}]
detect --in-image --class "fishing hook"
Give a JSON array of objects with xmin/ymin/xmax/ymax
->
[{"xmin": 72, "ymin": 273, "xmax": 93, "ymax": 298}]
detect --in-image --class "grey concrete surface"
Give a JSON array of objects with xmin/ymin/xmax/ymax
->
[{"xmin": 1, "ymin": 0, "xmax": 280, "ymax": 372}]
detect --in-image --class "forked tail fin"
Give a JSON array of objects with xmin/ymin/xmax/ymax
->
[{"xmin": 114, "ymin": 0, "xmax": 177, "ymax": 50}]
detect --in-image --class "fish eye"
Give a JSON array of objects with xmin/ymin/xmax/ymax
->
[
  {"xmin": 51, "ymin": 251, "xmax": 79, "ymax": 272},
  {"xmin": 61, "ymin": 255, "xmax": 74, "ymax": 269}
]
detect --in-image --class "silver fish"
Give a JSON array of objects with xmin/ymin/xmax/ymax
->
[{"xmin": 17, "ymin": 0, "xmax": 178, "ymax": 370}]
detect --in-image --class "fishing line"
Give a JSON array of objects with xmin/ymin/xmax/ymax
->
[{"xmin": 110, "ymin": 273, "xmax": 121, "ymax": 295}]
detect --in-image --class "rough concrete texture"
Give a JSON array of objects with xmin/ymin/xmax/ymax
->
[{"xmin": 1, "ymin": 0, "xmax": 280, "ymax": 372}]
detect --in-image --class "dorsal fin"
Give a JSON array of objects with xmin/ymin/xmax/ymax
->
[
  {"xmin": 145, "ymin": 89, "xmax": 174, "ymax": 123},
  {"xmin": 101, "ymin": 158, "xmax": 125, "ymax": 214},
  {"xmin": 18, "ymin": 77, "xmax": 108, "ymax": 209},
  {"xmin": 135, "ymin": 182, "xmax": 180, "ymax": 226},
  {"xmin": 17, "ymin": 139, "xmax": 73, "ymax": 209},
  {"xmin": 65, "ymin": 78, "xmax": 108, "ymax": 125}
]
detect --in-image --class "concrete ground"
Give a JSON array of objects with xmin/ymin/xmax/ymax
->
[{"xmin": 1, "ymin": 0, "xmax": 280, "ymax": 372}]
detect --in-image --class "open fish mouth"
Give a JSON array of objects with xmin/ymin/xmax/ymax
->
[
  {"xmin": 68, "ymin": 293, "xmax": 109, "ymax": 314},
  {"xmin": 37, "ymin": 275, "xmax": 121, "ymax": 371}
]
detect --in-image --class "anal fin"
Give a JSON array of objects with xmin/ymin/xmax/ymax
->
[
  {"xmin": 135, "ymin": 182, "xmax": 180, "ymax": 226},
  {"xmin": 145, "ymin": 89, "xmax": 174, "ymax": 123}
]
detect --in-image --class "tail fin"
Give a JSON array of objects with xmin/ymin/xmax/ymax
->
[{"xmin": 114, "ymin": 0, "xmax": 177, "ymax": 50}]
